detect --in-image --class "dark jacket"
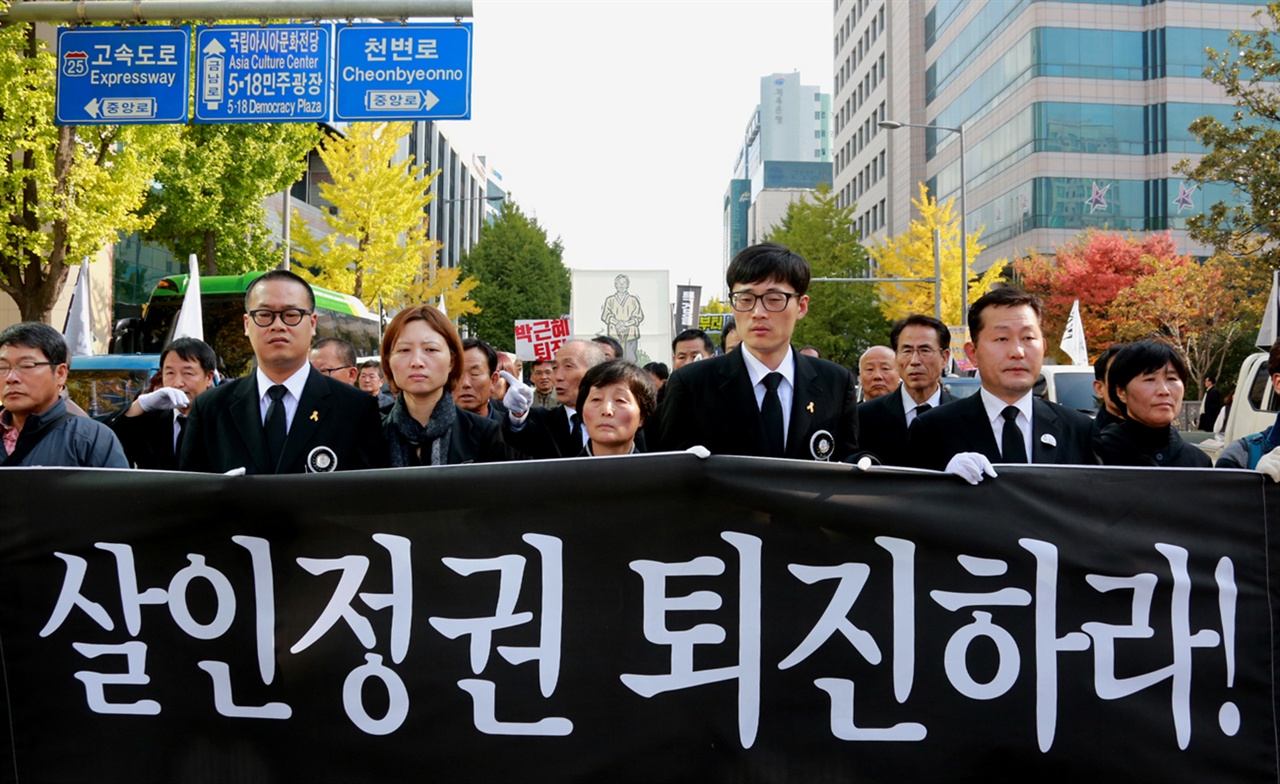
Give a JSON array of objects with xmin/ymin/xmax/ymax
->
[
  {"xmin": 857, "ymin": 384, "xmax": 956, "ymax": 466},
  {"xmin": 502, "ymin": 405, "xmax": 582, "ymax": 460},
  {"xmin": 179, "ymin": 369, "xmax": 389, "ymax": 475},
  {"xmin": 906, "ymin": 392, "xmax": 1095, "ymax": 470},
  {"xmin": 382, "ymin": 403, "xmax": 510, "ymax": 466},
  {"xmin": 1096, "ymin": 420, "xmax": 1213, "ymax": 468},
  {"xmin": 1, "ymin": 399, "xmax": 127, "ymax": 468},
  {"xmin": 107, "ymin": 408, "xmax": 182, "ymax": 470},
  {"xmin": 656, "ymin": 348, "xmax": 859, "ymax": 461}
]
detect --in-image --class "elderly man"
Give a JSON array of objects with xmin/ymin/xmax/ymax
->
[
  {"xmin": 310, "ymin": 337, "xmax": 359, "ymax": 386},
  {"xmin": 108, "ymin": 336, "xmax": 217, "ymax": 470},
  {"xmin": 502, "ymin": 339, "xmax": 607, "ymax": 459},
  {"xmin": 179, "ymin": 269, "xmax": 387, "ymax": 475},
  {"xmin": 0, "ymin": 322, "xmax": 126, "ymax": 467},
  {"xmin": 857, "ymin": 315, "xmax": 955, "ymax": 466},
  {"xmin": 907, "ymin": 287, "xmax": 1094, "ymax": 481},
  {"xmin": 858, "ymin": 345, "xmax": 900, "ymax": 401},
  {"xmin": 456, "ymin": 338, "xmax": 506, "ymax": 421},
  {"xmin": 671, "ymin": 328, "xmax": 716, "ymax": 371},
  {"xmin": 530, "ymin": 359, "xmax": 558, "ymax": 408}
]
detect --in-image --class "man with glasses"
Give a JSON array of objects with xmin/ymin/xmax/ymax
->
[
  {"xmin": 310, "ymin": 337, "xmax": 359, "ymax": 386},
  {"xmin": 0, "ymin": 322, "xmax": 127, "ymax": 467},
  {"xmin": 857, "ymin": 315, "xmax": 955, "ymax": 466},
  {"xmin": 179, "ymin": 269, "xmax": 388, "ymax": 475},
  {"xmin": 656, "ymin": 242, "xmax": 859, "ymax": 460}
]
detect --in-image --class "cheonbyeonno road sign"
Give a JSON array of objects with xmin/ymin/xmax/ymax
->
[
  {"xmin": 55, "ymin": 26, "xmax": 190, "ymax": 125},
  {"xmin": 333, "ymin": 23, "xmax": 472, "ymax": 121}
]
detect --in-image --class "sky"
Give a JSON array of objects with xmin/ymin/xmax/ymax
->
[{"xmin": 437, "ymin": 0, "xmax": 834, "ymax": 301}]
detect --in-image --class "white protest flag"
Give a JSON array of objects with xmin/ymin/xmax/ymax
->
[
  {"xmin": 172, "ymin": 254, "xmax": 204, "ymax": 341},
  {"xmin": 437, "ymin": 291, "xmax": 449, "ymax": 320},
  {"xmin": 1257, "ymin": 270, "xmax": 1279, "ymax": 349},
  {"xmin": 1060, "ymin": 299, "xmax": 1088, "ymax": 366},
  {"xmin": 62, "ymin": 261, "xmax": 93, "ymax": 357}
]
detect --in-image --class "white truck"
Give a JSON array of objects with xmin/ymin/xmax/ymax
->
[{"xmin": 1198, "ymin": 351, "xmax": 1278, "ymax": 463}]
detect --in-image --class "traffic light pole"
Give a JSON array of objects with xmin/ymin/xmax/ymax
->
[{"xmin": 1, "ymin": 1, "xmax": 472, "ymax": 24}]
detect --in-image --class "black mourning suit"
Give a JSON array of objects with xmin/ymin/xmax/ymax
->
[
  {"xmin": 905, "ymin": 392, "xmax": 1094, "ymax": 471},
  {"xmin": 857, "ymin": 384, "xmax": 956, "ymax": 466},
  {"xmin": 179, "ymin": 368, "xmax": 388, "ymax": 474},
  {"xmin": 107, "ymin": 409, "xmax": 183, "ymax": 470},
  {"xmin": 656, "ymin": 347, "xmax": 859, "ymax": 460}
]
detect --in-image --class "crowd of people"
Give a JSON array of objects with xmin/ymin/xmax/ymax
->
[{"xmin": 1, "ymin": 242, "xmax": 1278, "ymax": 484}]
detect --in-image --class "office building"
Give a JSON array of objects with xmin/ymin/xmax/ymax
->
[
  {"xmin": 723, "ymin": 72, "xmax": 833, "ymax": 286},
  {"xmin": 833, "ymin": 0, "xmax": 1266, "ymax": 270}
]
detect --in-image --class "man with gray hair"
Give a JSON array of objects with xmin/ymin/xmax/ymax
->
[{"xmin": 501, "ymin": 339, "xmax": 607, "ymax": 458}]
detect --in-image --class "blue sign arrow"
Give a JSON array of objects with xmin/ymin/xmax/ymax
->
[
  {"xmin": 334, "ymin": 23, "xmax": 472, "ymax": 121},
  {"xmin": 195, "ymin": 25, "xmax": 331, "ymax": 124},
  {"xmin": 56, "ymin": 27, "xmax": 189, "ymax": 125}
]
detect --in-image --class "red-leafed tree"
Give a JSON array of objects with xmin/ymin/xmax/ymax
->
[{"xmin": 1014, "ymin": 230, "xmax": 1186, "ymax": 363}]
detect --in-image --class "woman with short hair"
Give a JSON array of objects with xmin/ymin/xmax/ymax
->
[
  {"xmin": 576, "ymin": 360, "xmax": 657, "ymax": 457},
  {"xmin": 380, "ymin": 306, "xmax": 508, "ymax": 466},
  {"xmin": 1095, "ymin": 340, "xmax": 1212, "ymax": 468}
]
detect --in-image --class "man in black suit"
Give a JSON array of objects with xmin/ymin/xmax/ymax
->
[
  {"xmin": 108, "ymin": 337, "xmax": 216, "ymax": 470},
  {"xmin": 179, "ymin": 269, "xmax": 388, "ymax": 475},
  {"xmin": 502, "ymin": 339, "xmax": 607, "ymax": 459},
  {"xmin": 858, "ymin": 314, "xmax": 956, "ymax": 466},
  {"xmin": 656, "ymin": 242, "xmax": 858, "ymax": 461},
  {"xmin": 906, "ymin": 287, "xmax": 1094, "ymax": 481}
]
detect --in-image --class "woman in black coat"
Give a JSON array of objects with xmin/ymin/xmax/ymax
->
[
  {"xmin": 380, "ymin": 305, "xmax": 509, "ymax": 466},
  {"xmin": 1095, "ymin": 340, "xmax": 1212, "ymax": 468}
]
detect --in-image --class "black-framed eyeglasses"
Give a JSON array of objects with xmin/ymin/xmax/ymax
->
[
  {"xmin": 317, "ymin": 365, "xmax": 354, "ymax": 376},
  {"xmin": 730, "ymin": 291, "xmax": 800, "ymax": 312},
  {"xmin": 248, "ymin": 308, "xmax": 311, "ymax": 327},
  {"xmin": 0, "ymin": 360, "xmax": 56, "ymax": 376}
]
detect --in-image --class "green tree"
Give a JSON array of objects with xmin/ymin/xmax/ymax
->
[
  {"xmin": 1175, "ymin": 2, "xmax": 1280, "ymax": 273},
  {"xmin": 763, "ymin": 185, "xmax": 888, "ymax": 366},
  {"xmin": 461, "ymin": 201, "xmax": 569, "ymax": 347},
  {"xmin": 142, "ymin": 123, "xmax": 320, "ymax": 275},
  {"xmin": 869, "ymin": 183, "xmax": 1007, "ymax": 327},
  {"xmin": 0, "ymin": 22, "xmax": 178, "ymax": 322},
  {"xmin": 289, "ymin": 122, "xmax": 433, "ymax": 306}
]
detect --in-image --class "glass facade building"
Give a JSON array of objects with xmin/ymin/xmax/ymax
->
[{"xmin": 833, "ymin": 0, "xmax": 1268, "ymax": 270}]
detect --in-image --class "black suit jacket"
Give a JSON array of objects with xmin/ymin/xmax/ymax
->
[
  {"xmin": 656, "ymin": 348, "xmax": 859, "ymax": 461},
  {"xmin": 107, "ymin": 408, "xmax": 181, "ymax": 470},
  {"xmin": 857, "ymin": 384, "xmax": 956, "ymax": 466},
  {"xmin": 905, "ymin": 392, "xmax": 1095, "ymax": 470},
  {"xmin": 179, "ymin": 369, "xmax": 389, "ymax": 474},
  {"xmin": 502, "ymin": 405, "xmax": 581, "ymax": 460}
]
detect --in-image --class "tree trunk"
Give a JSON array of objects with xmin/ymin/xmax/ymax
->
[{"xmin": 202, "ymin": 230, "xmax": 217, "ymax": 275}]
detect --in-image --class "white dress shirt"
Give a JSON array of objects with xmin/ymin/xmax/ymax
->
[
  {"xmin": 978, "ymin": 387, "xmax": 1034, "ymax": 461},
  {"xmin": 255, "ymin": 364, "xmax": 311, "ymax": 434},
  {"xmin": 741, "ymin": 346, "xmax": 796, "ymax": 444},
  {"xmin": 901, "ymin": 384, "xmax": 943, "ymax": 428}
]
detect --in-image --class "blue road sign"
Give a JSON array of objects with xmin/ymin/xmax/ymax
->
[
  {"xmin": 195, "ymin": 25, "xmax": 331, "ymax": 124},
  {"xmin": 56, "ymin": 27, "xmax": 189, "ymax": 125},
  {"xmin": 334, "ymin": 23, "xmax": 472, "ymax": 121}
]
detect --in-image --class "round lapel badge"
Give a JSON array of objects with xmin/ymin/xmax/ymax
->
[
  {"xmin": 306, "ymin": 446, "xmax": 338, "ymax": 473},
  {"xmin": 809, "ymin": 430, "xmax": 834, "ymax": 462}
]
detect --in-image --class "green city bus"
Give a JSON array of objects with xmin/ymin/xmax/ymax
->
[{"xmin": 111, "ymin": 271, "xmax": 380, "ymax": 379}]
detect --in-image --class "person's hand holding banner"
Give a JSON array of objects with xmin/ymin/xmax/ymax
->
[
  {"xmin": 945, "ymin": 452, "xmax": 998, "ymax": 485},
  {"xmin": 1257, "ymin": 448, "xmax": 1280, "ymax": 483},
  {"xmin": 137, "ymin": 386, "xmax": 189, "ymax": 412},
  {"xmin": 500, "ymin": 370, "xmax": 534, "ymax": 421}
]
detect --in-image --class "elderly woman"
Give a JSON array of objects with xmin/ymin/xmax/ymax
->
[
  {"xmin": 1095, "ymin": 339, "xmax": 1212, "ymax": 468},
  {"xmin": 380, "ymin": 306, "xmax": 508, "ymax": 466},
  {"xmin": 576, "ymin": 360, "xmax": 657, "ymax": 457}
]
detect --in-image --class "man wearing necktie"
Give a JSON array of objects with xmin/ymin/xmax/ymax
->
[
  {"xmin": 502, "ymin": 339, "xmax": 607, "ymax": 459},
  {"xmin": 179, "ymin": 270, "xmax": 388, "ymax": 475},
  {"xmin": 906, "ymin": 287, "xmax": 1095, "ymax": 481},
  {"xmin": 857, "ymin": 314, "xmax": 956, "ymax": 466},
  {"xmin": 656, "ymin": 243, "xmax": 860, "ymax": 461},
  {"xmin": 108, "ymin": 337, "xmax": 216, "ymax": 470}
]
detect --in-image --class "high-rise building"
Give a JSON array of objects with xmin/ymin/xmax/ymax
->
[
  {"xmin": 833, "ymin": 0, "xmax": 1267, "ymax": 270},
  {"xmin": 723, "ymin": 72, "xmax": 833, "ymax": 288}
]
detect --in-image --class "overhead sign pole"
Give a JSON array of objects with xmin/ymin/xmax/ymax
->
[{"xmin": 2, "ymin": 1, "xmax": 473, "ymax": 24}]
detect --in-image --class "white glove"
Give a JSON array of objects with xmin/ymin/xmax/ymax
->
[
  {"xmin": 945, "ymin": 452, "xmax": 999, "ymax": 485},
  {"xmin": 1256, "ymin": 448, "xmax": 1280, "ymax": 483},
  {"xmin": 500, "ymin": 370, "xmax": 534, "ymax": 418},
  {"xmin": 137, "ymin": 386, "xmax": 189, "ymax": 412}
]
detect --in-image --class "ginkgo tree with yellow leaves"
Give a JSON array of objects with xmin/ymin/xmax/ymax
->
[
  {"xmin": 290, "ymin": 122, "xmax": 477, "ymax": 312},
  {"xmin": 869, "ymin": 183, "xmax": 1007, "ymax": 326}
]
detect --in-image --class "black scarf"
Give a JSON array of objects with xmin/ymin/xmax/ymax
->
[{"xmin": 386, "ymin": 390, "xmax": 456, "ymax": 467}]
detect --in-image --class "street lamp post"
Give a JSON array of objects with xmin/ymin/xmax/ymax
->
[{"xmin": 878, "ymin": 120, "xmax": 969, "ymax": 326}]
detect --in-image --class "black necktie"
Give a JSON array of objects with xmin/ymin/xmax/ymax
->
[
  {"xmin": 1001, "ymin": 405, "xmax": 1027, "ymax": 463},
  {"xmin": 761, "ymin": 372, "xmax": 785, "ymax": 458},
  {"xmin": 914, "ymin": 403, "xmax": 932, "ymax": 417},
  {"xmin": 570, "ymin": 412, "xmax": 584, "ymax": 447},
  {"xmin": 265, "ymin": 385, "xmax": 288, "ymax": 468},
  {"xmin": 175, "ymin": 414, "xmax": 187, "ymax": 454}
]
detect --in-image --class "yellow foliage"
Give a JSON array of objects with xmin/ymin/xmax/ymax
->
[
  {"xmin": 392, "ymin": 235, "xmax": 482, "ymax": 318},
  {"xmin": 869, "ymin": 183, "xmax": 1007, "ymax": 326},
  {"xmin": 702, "ymin": 297, "xmax": 732, "ymax": 314}
]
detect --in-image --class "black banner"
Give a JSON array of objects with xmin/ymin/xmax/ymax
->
[{"xmin": 0, "ymin": 457, "xmax": 1276, "ymax": 782}]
